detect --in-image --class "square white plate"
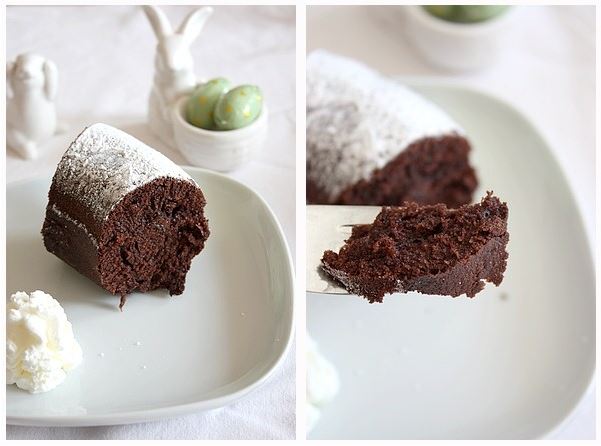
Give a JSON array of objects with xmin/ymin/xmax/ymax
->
[
  {"xmin": 307, "ymin": 81, "xmax": 595, "ymax": 439},
  {"xmin": 7, "ymin": 167, "xmax": 294, "ymax": 427}
]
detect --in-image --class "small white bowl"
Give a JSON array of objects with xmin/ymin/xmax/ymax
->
[
  {"xmin": 403, "ymin": 6, "xmax": 514, "ymax": 72},
  {"xmin": 171, "ymin": 95, "xmax": 268, "ymax": 172}
]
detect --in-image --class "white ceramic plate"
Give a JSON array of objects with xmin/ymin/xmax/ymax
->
[
  {"xmin": 307, "ymin": 81, "xmax": 595, "ymax": 439},
  {"xmin": 7, "ymin": 167, "xmax": 294, "ymax": 426}
]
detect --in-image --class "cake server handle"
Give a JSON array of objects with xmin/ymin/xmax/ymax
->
[{"xmin": 306, "ymin": 205, "xmax": 382, "ymax": 294}]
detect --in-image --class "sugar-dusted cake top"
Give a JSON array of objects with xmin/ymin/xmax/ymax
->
[
  {"xmin": 307, "ymin": 50, "xmax": 464, "ymax": 201},
  {"xmin": 53, "ymin": 123, "xmax": 194, "ymax": 222}
]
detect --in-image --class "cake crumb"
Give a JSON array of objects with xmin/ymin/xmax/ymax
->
[
  {"xmin": 499, "ymin": 292, "xmax": 509, "ymax": 301},
  {"xmin": 119, "ymin": 294, "xmax": 127, "ymax": 311}
]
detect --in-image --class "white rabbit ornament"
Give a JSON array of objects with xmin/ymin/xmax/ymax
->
[
  {"xmin": 143, "ymin": 5, "xmax": 213, "ymax": 148},
  {"xmin": 7, "ymin": 53, "xmax": 59, "ymax": 160}
]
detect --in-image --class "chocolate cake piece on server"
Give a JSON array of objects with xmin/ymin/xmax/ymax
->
[
  {"xmin": 306, "ymin": 50, "xmax": 477, "ymax": 208},
  {"xmin": 322, "ymin": 193, "xmax": 509, "ymax": 303},
  {"xmin": 41, "ymin": 123, "xmax": 210, "ymax": 309}
]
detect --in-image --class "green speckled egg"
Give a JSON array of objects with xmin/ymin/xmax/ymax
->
[
  {"xmin": 214, "ymin": 85, "xmax": 263, "ymax": 131},
  {"xmin": 186, "ymin": 78, "xmax": 232, "ymax": 130},
  {"xmin": 423, "ymin": 5, "xmax": 510, "ymax": 23}
]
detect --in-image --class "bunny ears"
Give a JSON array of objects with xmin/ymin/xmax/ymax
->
[{"xmin": 143, "ymin": 5, "xmax": 213, "ymax": 45}]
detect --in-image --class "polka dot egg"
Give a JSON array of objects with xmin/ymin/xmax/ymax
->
[
  {"xmin": 186, "ymin": 78, "xmax": 231, "ymax": 130},
  {"xmin": 214, "ymin": 85, "xmax": 263, "ymax": 131}
]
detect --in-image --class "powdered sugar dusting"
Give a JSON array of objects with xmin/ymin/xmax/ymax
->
[
  {"xmin": 53, "ymin": 123, "xmax": 194, "ymax": 222},
  {"xmin": 307, "ymin": 50, "xmax": 463, "ymax": 201}
]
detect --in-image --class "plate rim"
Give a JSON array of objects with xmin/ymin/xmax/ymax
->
[{"xmin": 6, "ymin": 166, "xmax": 296, "ymax": 427}]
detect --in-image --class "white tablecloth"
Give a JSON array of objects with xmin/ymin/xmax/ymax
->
[
  {"xmin": 308, "ymin": 5, "xmax": 595, "ymax": 439},
  {"xmin": 6, "ymin": 5, "xmax": 295, "ymax": 440}
]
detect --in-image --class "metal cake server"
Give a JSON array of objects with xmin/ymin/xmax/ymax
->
[{"xmin": 307, "ymin": 205, "xmax": 381, "ymax": 294}]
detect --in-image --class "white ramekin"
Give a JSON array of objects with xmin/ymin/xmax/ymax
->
[
  {"xmin": 403, "ymin": 6, "xmax": 514, "ymax": 73},
  {"xmin": 171, "ymin": 95, "xmax": 268, "ymax": 172}
]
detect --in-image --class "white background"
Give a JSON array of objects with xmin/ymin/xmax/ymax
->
[
  {"xmin": 308, "ymin": 5, "xmax": 595, "ymax": 440},
  {"xmin": 6, "ymin": 5, "xmax": 295, "ymax": 440}
]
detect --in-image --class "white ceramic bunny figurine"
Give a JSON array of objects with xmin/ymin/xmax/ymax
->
[
  {"xmin": 143, "ymin": 5, "xmax": 213, "ymax": 148},
  {"xmin": 7, "ymin": 53, "xmax": 59, "ymax": 160}
]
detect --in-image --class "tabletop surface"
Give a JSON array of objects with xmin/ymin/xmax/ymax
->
[
  {"xmin": 307, "ymin": 5, "xmax": 595, "ymax": 440},
  {"xmin": 6, "ymin": 5, "xmax": 295, "ymax": 440}
]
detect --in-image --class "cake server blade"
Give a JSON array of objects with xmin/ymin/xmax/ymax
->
[{"xmin": 306, "ymin": 205, "xmax": 381, "ymax": 294}]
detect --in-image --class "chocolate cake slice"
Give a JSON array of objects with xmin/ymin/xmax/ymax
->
[
  {"xmin": 321, "ymin": 193, "xmax": 508, "ymax": 303},
  {"xmin": 41, "ymin": 123, "xmax": 210, "ymax": 309},
  {"xmin": 307, "ymin": 50, "xmax": 477, "ymax": 208}
]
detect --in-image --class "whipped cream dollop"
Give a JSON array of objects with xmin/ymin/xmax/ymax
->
[
  {"xmin": 307, "ymin": 335, "xmax": 340, "ymax": 432},
  {"xmin": 7, "ymin": 290, "xmax": 83, "ymax": 394}
]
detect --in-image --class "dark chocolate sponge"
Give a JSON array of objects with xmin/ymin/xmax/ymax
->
[
  {"xmin": 321, "ymin": 192, "xmax": 509, "ymax": 303},
  {"xmin": 41, "ymin": 123, "xmax": 210, "ymax": 309}
]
